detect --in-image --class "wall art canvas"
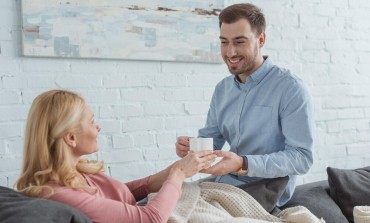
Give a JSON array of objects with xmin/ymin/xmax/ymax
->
[{"xmin": 21, "ymin": 0, "xmax": 224, "ymax": 63}]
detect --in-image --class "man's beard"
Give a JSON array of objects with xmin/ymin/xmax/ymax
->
[{"xmin": 227, "ymin": 45, "xmax": 259, "ymax": 76}]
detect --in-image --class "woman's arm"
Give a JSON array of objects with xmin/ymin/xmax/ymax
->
[
  {"xmin": 48, "ymin": 151, "xmax": 215, "ymax": 223},
  {"xmin": 126, "ymin": 150, "xmax": 216, "ymax": 202},
  {"xmin": 49, "ymin": 182, "xmax": 181, "ymax": 223},
  {"xmin": 146, "ymin": 150, "xmax": 216, "ymax": 193}
]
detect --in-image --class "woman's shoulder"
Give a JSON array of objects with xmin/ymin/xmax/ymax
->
[
  {"xmin": 40, "ymin": 182, "xmax": 77, "ymax": 200},
  {"xmin": 40, "ymin": 173, "xmax": 107, "ymax": 198},
  {"xmin": 44, "ymin": 181, "xmax": 97, "ymax": 204},
  {"xmin": 84, "ymin": 172, "xmax": 117, "ymax": 185}
]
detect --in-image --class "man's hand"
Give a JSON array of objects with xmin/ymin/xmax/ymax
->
[
  {"xmin": 201, "ymin": 150, "xmax": 243, "ymax": 176},
  {"xmin": 176, "ymin": 136, "xmax": 190, "ymax": 158}
]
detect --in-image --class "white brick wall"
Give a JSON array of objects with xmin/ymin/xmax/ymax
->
[{"xmin": 1, "ymin": 0, "xmax": 370, "ymax": 188}]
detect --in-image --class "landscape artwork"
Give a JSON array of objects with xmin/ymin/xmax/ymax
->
[{"xmin": 21, "ymin": 0, "xmax": 224, "ymax": 63}]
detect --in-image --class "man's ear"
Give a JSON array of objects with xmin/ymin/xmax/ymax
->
[
  {"xmin": 64, "ymin": 133, "xmax": 77, "ymax": 148},
  {"xmin": 258, "ymin": 32, "xmax": 266, "ymax": 48}
]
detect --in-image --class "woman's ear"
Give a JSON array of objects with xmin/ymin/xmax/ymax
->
[{"xmin": 63, "ymin": 133, "xmax": 77, "ymax": 148}]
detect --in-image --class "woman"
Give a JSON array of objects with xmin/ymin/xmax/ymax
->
[{"xmin": 16, "ymin": 89, "xmax": 216, "ymax": 223}]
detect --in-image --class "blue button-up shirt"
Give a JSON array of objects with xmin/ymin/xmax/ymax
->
[{"xmin": 198, "ymin": 57, "xmax": 314, "ymax": 206}]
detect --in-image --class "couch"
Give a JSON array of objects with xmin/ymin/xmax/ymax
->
[
  {"xmin": 1, "ymin": 166, "xmax": 369, "ymax": 223},
  {"xmin": 0, "ymin": 186, "xmax": 91, "ymax": 223},
  {"xmin": 282, "ymin": 166, "xmax": 370, "ymax": 223}
]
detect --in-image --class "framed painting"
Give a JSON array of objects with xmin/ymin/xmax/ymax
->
[{"xmin": 21, "ymin": 0, "xmax": 224, "ymax": 63}]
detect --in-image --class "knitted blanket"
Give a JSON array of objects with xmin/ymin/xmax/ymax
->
[
  {"xmin": 354, "ymin": 206, "xmax": 370, "ymax": 223},
  {"xmin": 160, "ymin": 182, "xmax": 326, "ymax": 223}
]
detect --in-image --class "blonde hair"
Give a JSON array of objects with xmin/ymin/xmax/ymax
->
[{"xmin": 16, "ymin": 90, "xmax": 104, "ymax": 197}]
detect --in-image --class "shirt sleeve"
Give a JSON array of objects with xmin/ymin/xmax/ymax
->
[
  {"xmin": 48, "ymin": 180, "xmax": 181, "ymax": 223},
  {"xmin": 247, "ymin": 80, "xmax": 314, "ymax": 178}
]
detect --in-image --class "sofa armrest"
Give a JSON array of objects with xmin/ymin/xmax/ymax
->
[
  {"xmin": 281, "ymin": 180, "xmax": 349, "ymax": 223},
  {"xmin": 0, "ymin": 186, "xmax": 91, "ymax": 223}
]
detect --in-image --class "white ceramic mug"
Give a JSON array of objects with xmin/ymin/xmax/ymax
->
[{"xmin": 189, "ymin": 138, "xmax": 213, "ymax": 152}]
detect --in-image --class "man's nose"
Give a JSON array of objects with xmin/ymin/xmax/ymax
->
[{"xmin": 226, "ymin": 44, "xmax": 237, "ymax": 57}]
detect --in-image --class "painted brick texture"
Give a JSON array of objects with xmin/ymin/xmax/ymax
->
[{"xmin": 1, "ymin": 0, "xmax": 370, "ymax": 187}]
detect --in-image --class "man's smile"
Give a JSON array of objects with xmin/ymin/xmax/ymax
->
[{"xmin": 228, "ymin": 57, "xmax": 242, "ymax": 64}]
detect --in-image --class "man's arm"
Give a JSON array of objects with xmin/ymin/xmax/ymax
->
[
  {"xmin": 246, "ymin": 80, "xmax": 314, "ymax": 178},
  {"xmin": 204, "ymin": 81, "xmax": 314, "ymax": 178}
]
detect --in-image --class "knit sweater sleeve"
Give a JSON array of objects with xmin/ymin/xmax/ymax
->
[{"xmin": 47, "ymin": 176, "xmax": 181, "ymax": 223}]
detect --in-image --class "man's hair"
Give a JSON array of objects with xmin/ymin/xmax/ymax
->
[{"xmin": 219, "ymin": 3, "xmax": 266, "ymax": 35}]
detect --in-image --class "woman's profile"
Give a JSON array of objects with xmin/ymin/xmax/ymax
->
[{"xmin": 16, "ymin": 89, "xmax": 216, "ymax": 223}]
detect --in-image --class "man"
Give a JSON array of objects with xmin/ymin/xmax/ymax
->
[{"xmin": 176, "ymin": 3, "xmax": 314, "ymax": 207}]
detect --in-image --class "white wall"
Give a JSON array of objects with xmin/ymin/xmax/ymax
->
[{"xmin": 1, "ymin": 0, "xmax": 370, "ymax": 188}]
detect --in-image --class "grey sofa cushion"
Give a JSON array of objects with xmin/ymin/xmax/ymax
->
[
  {"xmin": 327, "ymin": 166, "xmax": 370, "ymax": 223},
  {"xmin": 236, "ymin": 176, "xmax": 289, "ymax": 213},
  {"xmin": 281, "ymin": 180, "xmax": 349, "ymax": 223},
  {"xmin": 0, "ymin": 186, "xmax": 91, "ymax": 223}
]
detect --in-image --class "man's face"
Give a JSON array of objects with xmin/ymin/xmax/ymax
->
[{"xmin": 220, "ymin": 19, "xmax": 265, "ymax": 81}]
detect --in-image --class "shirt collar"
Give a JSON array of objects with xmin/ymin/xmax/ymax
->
[{"xmin": 233, "ymin": 56, "xmax": 272, "ymax": 87}]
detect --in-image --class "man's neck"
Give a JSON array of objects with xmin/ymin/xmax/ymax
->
[
  {"xmin": 237, "ymin": 56, "xmax": 266, "ymax": 83},
  {"xmin": 237, "ymin": 74, "xmax": 248, "ymax": 83}
]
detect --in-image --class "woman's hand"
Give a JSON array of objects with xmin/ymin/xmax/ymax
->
[
  {"xmin": 168, "ymin": 150, "xmax": 216, "ymax": 182},
  {"xmin": 147, "ymin": 150, "xmax": 216, "ymax": 193}
]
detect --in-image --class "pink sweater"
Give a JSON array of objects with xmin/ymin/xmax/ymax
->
[{"xmin": 46, "ymin": 173, "xmax": 181, "ymax": 223}]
